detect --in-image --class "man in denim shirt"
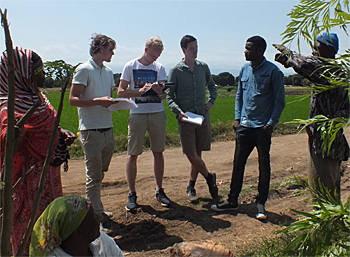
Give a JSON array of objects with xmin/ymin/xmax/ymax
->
[{"xmin": 211, "ymin": 36, "xmax": 285, "ymax": 220}]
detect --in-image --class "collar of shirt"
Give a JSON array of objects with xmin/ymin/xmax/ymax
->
[
  {"xmin": 89, "ymin": 58, "xmax": 105, "ymax": 70},
  {"xmin": 249, "ymin": 57, "xmax": 266, "ymax": 70}
]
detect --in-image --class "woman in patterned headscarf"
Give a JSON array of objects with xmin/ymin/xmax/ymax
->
[
  {"xmin": 0, "ymin": 47, "xmax": 74, "ymax": 255},
  {"xmin": 30, "ymin": 195, "xmax": 124, "ymax": 257}
]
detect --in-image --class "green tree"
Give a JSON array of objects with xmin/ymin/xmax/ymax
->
[
  {"xmin": 44, "ymin": 60, "xmax": 78, "ymax": 88},
  {"xmin": 114, "ymin": 73, "xmax": 121, "ymax": 87},
  {"xmin": 212, "ymin": 72, "xmax": 235, "ymax": 86},
  {"xmin": 284, "ymin": 74, "xmax": 304, "ymax": 86}
]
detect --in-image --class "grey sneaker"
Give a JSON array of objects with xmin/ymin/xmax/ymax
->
[
  {"xmin": 186, "ymin": 186, "xmax": 199, "ymax": 202},
  {"xmin": 256, "ymin": 203, "xmax": 267, "ymax": 220},
  {"xmin": 156, "ymin": 188, "xmax": 171, "ymax": 207},
  {"xmin": 207, "ymin": 172, "xmax": 218, "ymax": 199},
  {"xmin": 125, "ymin": 192, "xmax": 138, "ymax": 211},
  {"xmin": 211, "ymin": 200, "xmax": 238, "ymax": 211}
]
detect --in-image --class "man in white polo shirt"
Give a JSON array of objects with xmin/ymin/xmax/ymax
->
[{"xmin": 69, "ymin": 34, "xmax": 117, "ymax": 221}]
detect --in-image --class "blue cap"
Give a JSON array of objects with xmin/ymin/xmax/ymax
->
[{"xmin": 316, "ymin": 32, "xmax": 339, "ymax": 54}]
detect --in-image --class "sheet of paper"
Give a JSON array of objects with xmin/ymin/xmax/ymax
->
[
  {"xmin": 108, "ymin": 98, "xmax": 138, "ymax": 111},
  {"xmin": 181, "ymin": 111, "xmax": 204, "ymax": 126}
]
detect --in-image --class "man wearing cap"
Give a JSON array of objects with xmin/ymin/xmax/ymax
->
[{"xmin": 273, "ymin": 32, "xmax": 349, "ymax": 200}]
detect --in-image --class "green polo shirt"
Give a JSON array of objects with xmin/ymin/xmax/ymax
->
[{"xmin": 167, "ymin": 59, "xmax": 217, "ymax": 117}]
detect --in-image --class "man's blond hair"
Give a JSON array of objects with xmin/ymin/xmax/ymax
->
[{"xmin": 146, "ymin": 37, "xmax": 164, "ymax": 51}]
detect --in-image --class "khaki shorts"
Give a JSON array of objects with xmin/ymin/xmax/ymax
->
[
  {"xmin": 178, "ymin": 111, "xmax": 211, "ymax": 154},
  {"xmin": 127, "ymin": 112, "xmax": 166, "ymax": 155}
]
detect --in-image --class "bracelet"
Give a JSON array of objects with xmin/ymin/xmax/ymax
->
[{"xmin": 157, "ymin": 93, "xmax": 164, "ymax": 97}]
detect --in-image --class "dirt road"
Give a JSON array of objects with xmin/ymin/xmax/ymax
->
[{"xmin": 61, "ymin": 129, "xmax": 350, "ymax": 256}]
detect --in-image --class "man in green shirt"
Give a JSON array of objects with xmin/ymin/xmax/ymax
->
[{"xmin": 167, "ymin": 35, "xmax": 218, "ymax": 202}]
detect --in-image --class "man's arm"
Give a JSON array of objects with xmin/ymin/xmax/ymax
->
[
  {"xmin": 205, "ymin": 65, "xmax": 217, "ymax": 111},
  {"xmin": 166, "ymin": 68, "xmax": 185, "ymax": 120},
  {"xmin": 273, "ymin": 44, "xmax": 327, "ymax": 85},
  {"xmin": 234, "ymin": 74, "xmax": 243, "ymax": 124},
  {"xmin": 267, "ymin": 69, "xmax": 286, "ymax": 127},
  {"xmin": 69, "ymin": 83, "xmax": 115, "ymax": 108}
]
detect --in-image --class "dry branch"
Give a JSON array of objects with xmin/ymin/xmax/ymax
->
[{"xmin": 0, "ymin": 8, "xmax": 16, "ymax": 256}]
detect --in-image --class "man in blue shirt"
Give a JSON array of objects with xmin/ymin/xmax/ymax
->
[{"xmin": 211, "ymin": 36, "xmax": 285, "ymax": 220}]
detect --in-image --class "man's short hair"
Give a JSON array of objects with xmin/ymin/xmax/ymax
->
[
  {"xmin": 246, "ymin": 36, "xmax": 267, "ymax": 53},
  {"xmin": 146, "ymin": 37, "xmax": 164, "ymax": 52},
  {"xmin": 89, "ymin": 34, "xmax": 116, "ymax": 56},
  {"xmin": 180, "ymin": 35, "xmax": 197, "ymax": 49}
]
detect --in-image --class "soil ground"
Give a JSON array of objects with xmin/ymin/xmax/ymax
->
[{"xmin": 61, "ymin": 128, "xmax": 350, "ymax": 256}]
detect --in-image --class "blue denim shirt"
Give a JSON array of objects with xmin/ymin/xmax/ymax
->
[{"xmin": 235, "ymin": 58, "xmax": 285, "ymax": 128}]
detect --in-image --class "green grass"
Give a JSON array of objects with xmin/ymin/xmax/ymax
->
[{"xmin": 44, "ymin": 88, "xmax": 311, "ymax": 157}]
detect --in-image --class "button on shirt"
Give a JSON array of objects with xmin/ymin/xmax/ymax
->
[
  {"xmin": 167, "ymin": 59, "xmax": 217, "ymax": 117},
  {"xmin": 235, "ymin": 58, "xmax": 285, "ymax": 128}
]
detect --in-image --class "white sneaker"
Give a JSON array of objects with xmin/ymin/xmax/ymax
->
[
  {"xmin": 256, "ymin": 203, "xmax": 267, "ymax": 220},
  {"xmin": 104, "ymin": 211, "xmax": 113, "ymax": 218}
]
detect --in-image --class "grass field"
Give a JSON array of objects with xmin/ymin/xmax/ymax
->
[
  {"xmin": 45, "ymin": 89, "xmax": 310, "ymax": 135},
  {"xmin": 43, "ymin": 87, "xmax": 311, "ymax": 156}
]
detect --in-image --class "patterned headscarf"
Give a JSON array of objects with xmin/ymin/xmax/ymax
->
[
  {"xmin": 29, "ymin": 195, "xmax": 90, "ymax": 257},
  {"xmin": 0, "ymin": 46, "xmax": 50, "ymax": 115}
]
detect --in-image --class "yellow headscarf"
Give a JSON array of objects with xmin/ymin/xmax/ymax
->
[{"xmin": 29, "ymin": 195, "xmax": 90, "ymax": 256}]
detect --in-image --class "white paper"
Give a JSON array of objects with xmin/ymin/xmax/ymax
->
[
  {"xmin": 108, "ymin": 98, "xmax": 138, "ymax": 111},
  {"xmin": 181, "ymin": 111, "xmax": 204, "ymax": 126}
]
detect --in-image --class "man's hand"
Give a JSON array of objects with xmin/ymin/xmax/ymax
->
[
  {"xmin": 204, "ymin": 102, "xmax": 213, "ymax": 111},
  {"xmin": 274, "ymin": 53, "xmax": 290, "ymax": 67},
  {"xmin": 139, "ymin": 83, "xmax": 152, "ymax": 94},
  {"xmin": 233, "ymin": 120, "xmax": 240, "ymax": 130},
  {"xmin": 264, "ymin": 124, "xmax": 273, "ymax": 134},
  {"xmin": 96, "ymin": 96, "xmax": 116, "ymax": 108},
  {"xmin": 151, "ymin": 82, "xmax": 165, "ymax": 95},
  {"xmin": 178, "ymin": 112, "xmax": 188, "ymax": 121},
  {"xmin": 273, "ymin": 44, "xmax": 291, "ymax": 68}
]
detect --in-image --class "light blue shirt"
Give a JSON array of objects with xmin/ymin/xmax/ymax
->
[
  {"xmin": 235, "ymin": 58, "xmax": 285, "ymax": 128},
  {"xmin": 72, "ymin": 59, "xmax": 115, "ymax": 130}
]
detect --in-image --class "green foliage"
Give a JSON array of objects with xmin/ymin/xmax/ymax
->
[
  {"xmin": 44, "ymin": 60, "xmax": 78, "ymax": 83},
  {"xmin": 281, "ymin": 0, "xmax": 349, "ymax": 53},
  {"xmin": 287, "ymin": 115, "xmax": 350, "ymax": 156},
  {"xmin": 212, "ymin": 72, "xmax": 235, "ymax": 86},
  {"xmin": 284, "ymin": 74, "xmax": 304, "ymax": 86},
  {"xmin": 114, "ymin": 73, "xmax": 121, "ymax": 87},
  {"xmin": 276, "ymin": 186, "xmax": 350, "ymax": 256}
]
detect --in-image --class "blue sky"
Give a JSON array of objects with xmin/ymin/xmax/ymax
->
[{"xmin": 0, "ymin": 0, "xmax": 348, "ymax": 77}]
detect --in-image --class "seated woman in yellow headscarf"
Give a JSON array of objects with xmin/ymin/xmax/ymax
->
[{"xmin": 29, "ymin": 195, "xmax": 124, "ymax": 257}]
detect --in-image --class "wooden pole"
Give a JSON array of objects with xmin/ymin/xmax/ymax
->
[{"xmin": 0, "ymin": 8, "xmax": 16, "ymax": 257}]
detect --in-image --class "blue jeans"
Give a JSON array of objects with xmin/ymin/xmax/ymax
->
[{"xmin": 229, "ymin": 125, "xmax": 271, "ymax": 205}]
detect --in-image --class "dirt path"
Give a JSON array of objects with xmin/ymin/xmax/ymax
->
[{"xmin": 61, "ymin": 129, "xmax": 350, "ymax": 256}]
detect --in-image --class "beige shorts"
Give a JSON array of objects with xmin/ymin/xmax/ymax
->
[
  {"xmin": 178, "ymin": 111, "xmax": 211, "ymax": 154},
  {"xmin": 127, "ymin": 112, "xmax": 166, "ymax": 155}
]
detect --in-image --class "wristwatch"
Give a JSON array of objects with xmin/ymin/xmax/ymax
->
[{"xmin": 157, "ymin": 93, "xmax": 164, "ymax": 97}]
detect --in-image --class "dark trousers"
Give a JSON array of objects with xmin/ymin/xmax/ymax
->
[{"xmin": 229, "ymin": 125, "xmax": 272, "ymax": 205}]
